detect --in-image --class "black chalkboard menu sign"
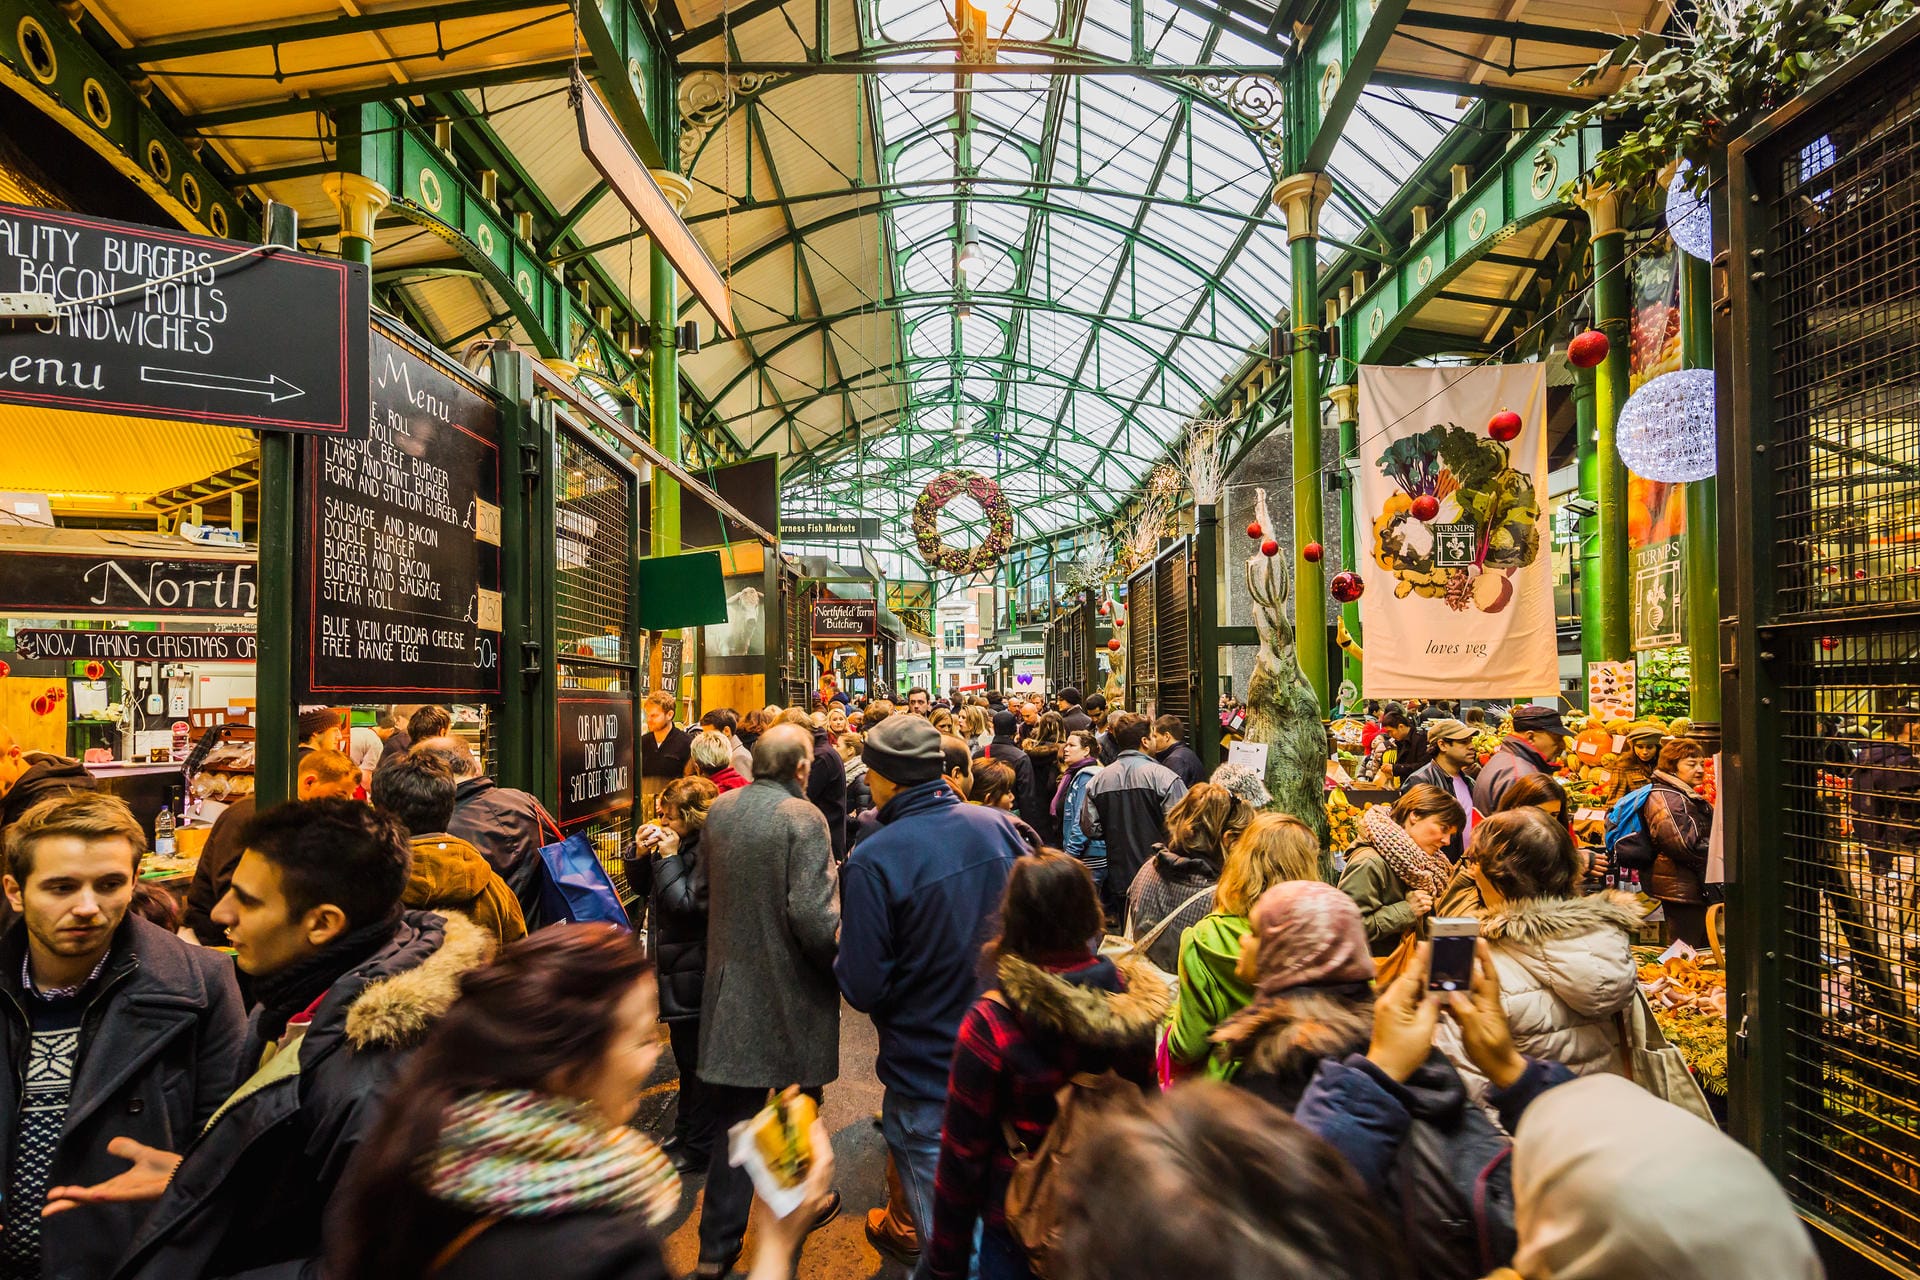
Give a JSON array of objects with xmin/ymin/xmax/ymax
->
[
  {"xmin": 557, "ymin": 695, "xmax": 634, "ymax": 827},
  {"xmin": 298, "ymin": 325, "xmax": 502, "ymax": 697},
  {"xmin": 811, "ymin": 598, "xmax": 877, "ymax": 640},
  {"xmin": 0, "ymin": 201, "xmax": 367, "ymax": 435}
]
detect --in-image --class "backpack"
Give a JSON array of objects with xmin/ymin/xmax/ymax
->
[
  {"xmin": 1604, "ymin": 784, "xmax": 1657, "ymax": 873},
  {"xmin": 983, "ymin": 989, "xmax": 1144, "ymax": 1280},
  {"xmin": 1390, "ymin": 1094, "xmax": 1518, "ymax": 1280}
]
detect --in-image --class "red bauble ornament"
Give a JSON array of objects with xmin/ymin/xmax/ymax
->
[
  {"xmin": 1260, "ymin": 539, "xmax": 1280, "ymax": 557},
  {"xmin": 1107, "ymin": 638, "xmax": 1122, "ymax": 652},
  {"xmin": 1821, "ymin": 636, "xmax": 1838, "ymax": 651},
  {"xmin": 1567, "ymin": 329, "xmax": 1610, "ymax": 369},
  {"xmin": 1114, "ymin": 616, "xmax": 1124, "ymax": 628},
  {"xmin": 29, "ymin": 695, "xmax": 50, "ymax": 717},
  {"xmin": 1331, "ymin": 572, "xmax": 1365, "ymax": 603},
  {"xmin": 1855, "ymin": 568, "xmax": 1869, "ymax": 580},
  {"xmin": 1098, "ymin": 601, "xmax": 1110, "ymax": 616},
  {"xmin": 84, "ymin": 661, "xmax": 105, "ymax": 680},
  {"xmin": 1246, "ymin": 522, "xmax": 1263, "ymax": 539},
  {"xmin": 1488, "ymin": 410, "xmax": 1523, "ymax": 442},
  {"xmin": 1302, "ymin": 542, "xmax": 1324, "ymax": 563},
  {"xmin": 1410, "ymin": 494, "xmax": 1441, "ymax": 521},
  {"xmin": 0, "ymin": 659, "xmax": 9, "ymax": 681}
]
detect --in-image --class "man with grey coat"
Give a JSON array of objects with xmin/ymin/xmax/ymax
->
[{"xmin": 692, "ymin": 723, "xmax": 842, "ymax": 1278}]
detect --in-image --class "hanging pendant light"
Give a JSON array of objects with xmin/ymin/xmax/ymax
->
[
  {"xmin": 1615, "ymin": 368, "xmax": 1718, "ymax": 482},
  {"xmin": 956, "ymin": 232, "xmax": 983, "ymax": 278},
  {"xmin": 1665, "ymin": 160, "xmax": 1713, "ymax": 261}
]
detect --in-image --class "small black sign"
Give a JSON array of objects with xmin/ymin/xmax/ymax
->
[
  {"xmin": 299, "ymin": 326, "xmax": 502, "ymax": 697},
  {"xmin": 0, "ymin": 547, "xmax": 256, "ymax": 617},
  {"xmin": 557, "ymin": 695, "xmax": 634, "ymax": 828},
  {"xmin": 782, "ymin": 517, "xmax": 882, "ymax": 541},
  {"xmin": 658, "ymin": 638, "xmax": 683, "ymax": 693},
  {"xmin": 812, "ymin": 598, "xmax": 877, "ymax": 640},
  {"xmin": 1431, "ymin": 523, "xmax": 1479, "ymax": 568},
  {"xmin": 14, "ymin": 629, "xmax": 256, "ymax": 662},
  {"xmin": 0, "ymin": 202, "xmax": 368, "ymax": 435}
]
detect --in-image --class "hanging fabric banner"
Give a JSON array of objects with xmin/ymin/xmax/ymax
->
[
  {"xmin": 1628, "ymin": 245, "xmax": 1688, "ymax": 651},
  {"xmin": 1356, "ymin": 364, "xmax": 1556, "ymax": 698}
]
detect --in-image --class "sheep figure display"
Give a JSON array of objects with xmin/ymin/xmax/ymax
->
[{"xmin": 1242, "ymin": 487, "xmax": 1329, "ymax": 847}]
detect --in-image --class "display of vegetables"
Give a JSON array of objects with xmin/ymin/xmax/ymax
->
[{"xmin": 1635, "ymin": 949, "xmax": 1728, "ymax": 1095}]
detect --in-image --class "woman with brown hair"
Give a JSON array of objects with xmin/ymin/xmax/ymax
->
[
  {"xmin": 642, "ymin": 775, "xmax": 720, "ymax": 1171},
  {"xmin": 1645, "ymin": 737, "xmax": 1715, "ymax": 946},
  {"xmin": 1125, "ymin": 782, "xmax": 1253, "ymax": 973},
  {"xmin": 925, "ymin": 851, "xmax": 1169, "ymax": 1280},
  {"xmin": 1337, "ymin": 784, "xmax": 1464, "ymax": 956},
  {"xmin": 1020, "ymin": 711, "xmax": 1067, "ymax": 844},
  {"xmin": 1167, "ymin": 812, "xmax": 1330, "ymax": 1079},
  {"xmin": 329, "ymin": 925, "xmax": 834, "ymax": 1280}
]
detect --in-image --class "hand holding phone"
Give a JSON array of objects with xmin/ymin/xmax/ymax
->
[{"xmin": 1427, "ymin": 917, "xmax": 1479, "ymax": 992}]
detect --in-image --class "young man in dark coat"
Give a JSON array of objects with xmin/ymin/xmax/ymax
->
[
  {"xmin": 1055, "ymin": 687, "xmax": 1094, "ymax": 735},
  {"xmin": 1080, "ymin": 713, "xmax": 1189, "ymax": 922},
  {"xmin": 691, "ymin": 725, "xmax": 841, "ymax": 1278},
  {"xmin": 975, "ymin": 710, "xmax": 1044, "ymax": 835},
  {"xmin": 1147, "ymin": 715, "xmax": 1208, "ymax": 789},
  {"xmin": 51, "ymin": 798, "xmax": 492, "ymax": 1280},
  {"xmin": 0, "ymin": 793, "xmax": 245, "ymax": 1280},
  {"xmin": 1472, "ymin": 705, "xmax": 1570, "ymax": 815},
  {"xmin": 837, "ymin": 715, "xmax": 1023, "ymax": 1263}
]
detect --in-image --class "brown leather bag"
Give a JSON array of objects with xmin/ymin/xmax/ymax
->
[{"xmin": 982, "ymin": 993, "xmax": 1146, "ymax": 1277}]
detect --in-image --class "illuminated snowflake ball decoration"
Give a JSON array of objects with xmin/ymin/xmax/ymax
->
[
  {"xmin": 1615, "ymin": 368, "xmax": 1718, "ymax": 482},
  {"xmin": 1665, "ymin": 161, "xmax": 1713, "ymax": 261}
]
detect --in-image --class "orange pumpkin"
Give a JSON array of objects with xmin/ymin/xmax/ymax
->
[{"xmin": 1571, "ymin": 725, "xmax": 1614, "ymax": 764}]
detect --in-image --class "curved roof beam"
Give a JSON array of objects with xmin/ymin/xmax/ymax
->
[{"xmin": 703, "ymin": 191, "xmax": 1274, "ymax": 329}]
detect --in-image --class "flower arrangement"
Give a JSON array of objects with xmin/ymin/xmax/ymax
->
[{"xmin": 913, "ymin": 470, "xmax": 1014, "ymax": 576}]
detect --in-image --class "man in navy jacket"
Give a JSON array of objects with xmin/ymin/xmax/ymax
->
[{"xmin": 837, "ymin": 714, "xmax": 1023, "ymax": 1272}]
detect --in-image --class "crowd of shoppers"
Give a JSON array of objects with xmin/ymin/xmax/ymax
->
[{"xmin": 0, "ymin": 689, "xmax": 1815, "ymax": 1280}]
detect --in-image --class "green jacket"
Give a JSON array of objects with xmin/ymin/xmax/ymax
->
[
  {"xmin": 1337, "ymin": 844, "xmax": 1419, "ymax": 957},
  {"xmin": 1167, "ymin": 912, "xmax": 1254, "ymax": 1079}
]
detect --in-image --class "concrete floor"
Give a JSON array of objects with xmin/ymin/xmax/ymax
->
[{"xmin": 636, "ymin": 1002, "xmax": 912, "ymax": 1279}]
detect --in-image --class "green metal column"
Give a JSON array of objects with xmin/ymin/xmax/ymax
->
[
  {"xmin": 491, "ymin": 346, "xmax": 540, "ymax": 793},
  {"xmin": 253, "ymin": 202, "xmax": 306, "ymax": 807},
  {"xmin": 1276, "ymin": 173, "xmax": 1334, "ymax": 711},
  {"xmin": 1574, "ymin": 367, "xmax": 1603, "ymax": 669},
  {"xmin": 1330, "ymin": 384, "xmax": 1361, "ymax": 699},
  {"xmin": 1582, "ymin": 190, "xmax": 1632, "ymax": 662},
  {"xmin": 647, "ymin": 169, "xmax": 693, "ymax": 559},
  {"xmin": 1681, "ymin": 253, "xmax": 1721, "ymax": 724}
]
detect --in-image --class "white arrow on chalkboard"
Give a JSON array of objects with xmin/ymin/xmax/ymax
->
[{"xmin": 140, "ymin": 366, "xmax": 306, "ymax": 403}]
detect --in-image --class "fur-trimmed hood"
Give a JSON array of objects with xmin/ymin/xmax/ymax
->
[
  {"xmin": 996, "ymin": 952, "xmax": 1172, "ymax": 1050},
  {"xmin": 1209, "ymin": 989, "xmax": 1372, "ymax": 1078},
  {"xmin": 343, "ymin": 911, "xmax": 494, "ymax": 1050},
  {"xmin": 1481, "ymin": 890, "xmax": 1644, "ymax": 946}
]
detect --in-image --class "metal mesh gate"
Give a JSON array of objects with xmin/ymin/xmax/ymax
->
[
  {"xmin": 1731, "ymin": 38, "xmax": 1920, "ymax": 1272},
  {"xmin": 1123, "ymin": 541, "xmax": 1195, "ymax": 723},
  {"xmin": 1047, "ymin": 592, "xmax": 1095, "ymax": 695},
  {"xmin": 552, "ymin": 422, "xmax": 639, "ymax": 894},
  {"xmin": 1126, "ymin": 560, "xmax": 1156, "ymax": 714}
]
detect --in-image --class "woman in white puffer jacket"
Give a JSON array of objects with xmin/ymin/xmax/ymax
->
[{"xmin": 1435, "ymin": 807, "xmax": 1646, "ymax": 1102}]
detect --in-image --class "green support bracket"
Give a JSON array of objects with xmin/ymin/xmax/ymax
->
[
  {"xmin": 573, "ymin": 0, "xmax": 671, "ymax": 169},
  {"xmin": 1287, "ymin": 0, "xmax": 1415, "ymax": 175},
  {"xmin": 1340, "ymin": 123, "xmax": 1603, "ymax": 370},
  {"xmin": 491, "ymin": 345, "xmax": 542, "ymax": 793},
  {"xmin": 0, "ymin": 0, "xmax": 253, "ymax": 240}
]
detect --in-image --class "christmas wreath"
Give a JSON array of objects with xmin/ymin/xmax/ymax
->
[{"xmin": 913, "ymin": 470, "xmax": 1014, "ymax": 576}]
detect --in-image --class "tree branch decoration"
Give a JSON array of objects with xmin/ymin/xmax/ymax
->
[
  {"xmin": 1243, "ymin": 487, "xmax": 1329, "ymax": 845},
  {"xmin": 1549, "ymin": 0, "xmax": 1919, "ymax": 198},
  {"xmin": 1179, "ymin": 417, "xmax": 1232, "ymax": 508},
  {"xmin": 1118, "ymin": 466, "xmax": 1179, "ymax": 575},
  {"xmin": 1057, "ymin": 539, "xmax": 1112, "ymax": 596}
]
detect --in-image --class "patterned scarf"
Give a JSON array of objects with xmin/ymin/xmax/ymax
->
[
  {"xmin": 1360, "ymin": 803, "xmax": 1452, "ymax": 898},
  {"xmin": 429, "ymin": 1090, "xmax": 681, "ymax": 1224}
]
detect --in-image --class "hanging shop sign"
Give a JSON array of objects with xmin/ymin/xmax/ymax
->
[
  {"xmin": 812, "ymin": 598, "xmax": 878, "ymax": 640},
  {"xmin": 0, "ymin": 202, "xmax": 368, "ymax": 434},
  {"xmin": 658, "ymin": 638, "xmax": 684, "ymax": 694},
  {"xmin": 1356, "ymin": 364, "xmax": 1557, "ymax": 699},
  {"xmin": 557, "ymin": 695, "xmax": 634, "ymax": 827},
  {"xmin": 1627, "ymin": 245, "xmax": 1688, "ymax": 651},
  {"xmin": 298, "ymin": 325, "xmax": 502, "ymax": 698},
  {"xmin": 14, "ymin": 629, "xmax": 256, "ymax": 662},
  {"xmin": 0, "ymin": 544, "xmax": 256, "ymax": 617},
  {"xmin": 782, "ymin": 517, "xmax": 883, "ymax": 541}
]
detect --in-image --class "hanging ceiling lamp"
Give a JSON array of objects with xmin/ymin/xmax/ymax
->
[
  {"xmin": 1615, "ymin": 368, "xmax": 1718, "ymax": 482},
  {"xmin": 956, "ymin": 233, "xmax": 983, "ymax": 278},
  {"xmin": 1665, "ymin": 161, "xmax": 1713, "ymax": 261}
]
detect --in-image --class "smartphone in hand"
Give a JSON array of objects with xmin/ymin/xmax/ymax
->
[{"xmin": 1428, "ymin": 917, "xmax": 1479, "ymax": 992}]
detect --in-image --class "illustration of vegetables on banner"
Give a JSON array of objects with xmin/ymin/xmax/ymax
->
[{"xmin": 1370, "ymin": 423, "xmax": 1542, "ymax": 613}]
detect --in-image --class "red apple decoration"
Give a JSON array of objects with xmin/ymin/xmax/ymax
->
[
  {"xmin": 1302, "ymin": 542, "xmax": 1323, "ymax": 563},
  {"xmin": 1410, "ymin": 494, "xmax": 1440, "ymax": 521},
  {"xmin": 1260, "ymin": 538, "xmax": 1280, "ymax": 557},
  {"xmin": 1114, "ymin": 616, "xmax": 1124, "ymax": 628},
  {"xmin": 1098, "ymin": 601, "xmax": 1110, "ymax": 616},
  {"xmin": 1107, "ymin": 638, "xmax": 1122, "ymax": 652},
  {"xmin": 1331, "ymin": 571, "xmax": 1365, "ymax": 603},
  {"xmin": 1246, "ymin": 522, "xmax": 1263, "ymax": 539},
  {"xmin": 1567, "ymin": 329, "xmax": 1610, "ymax": 369},
  {"xmin": 1488, "ymin": 410, "xmax": 1522, "ymax": 442}
]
